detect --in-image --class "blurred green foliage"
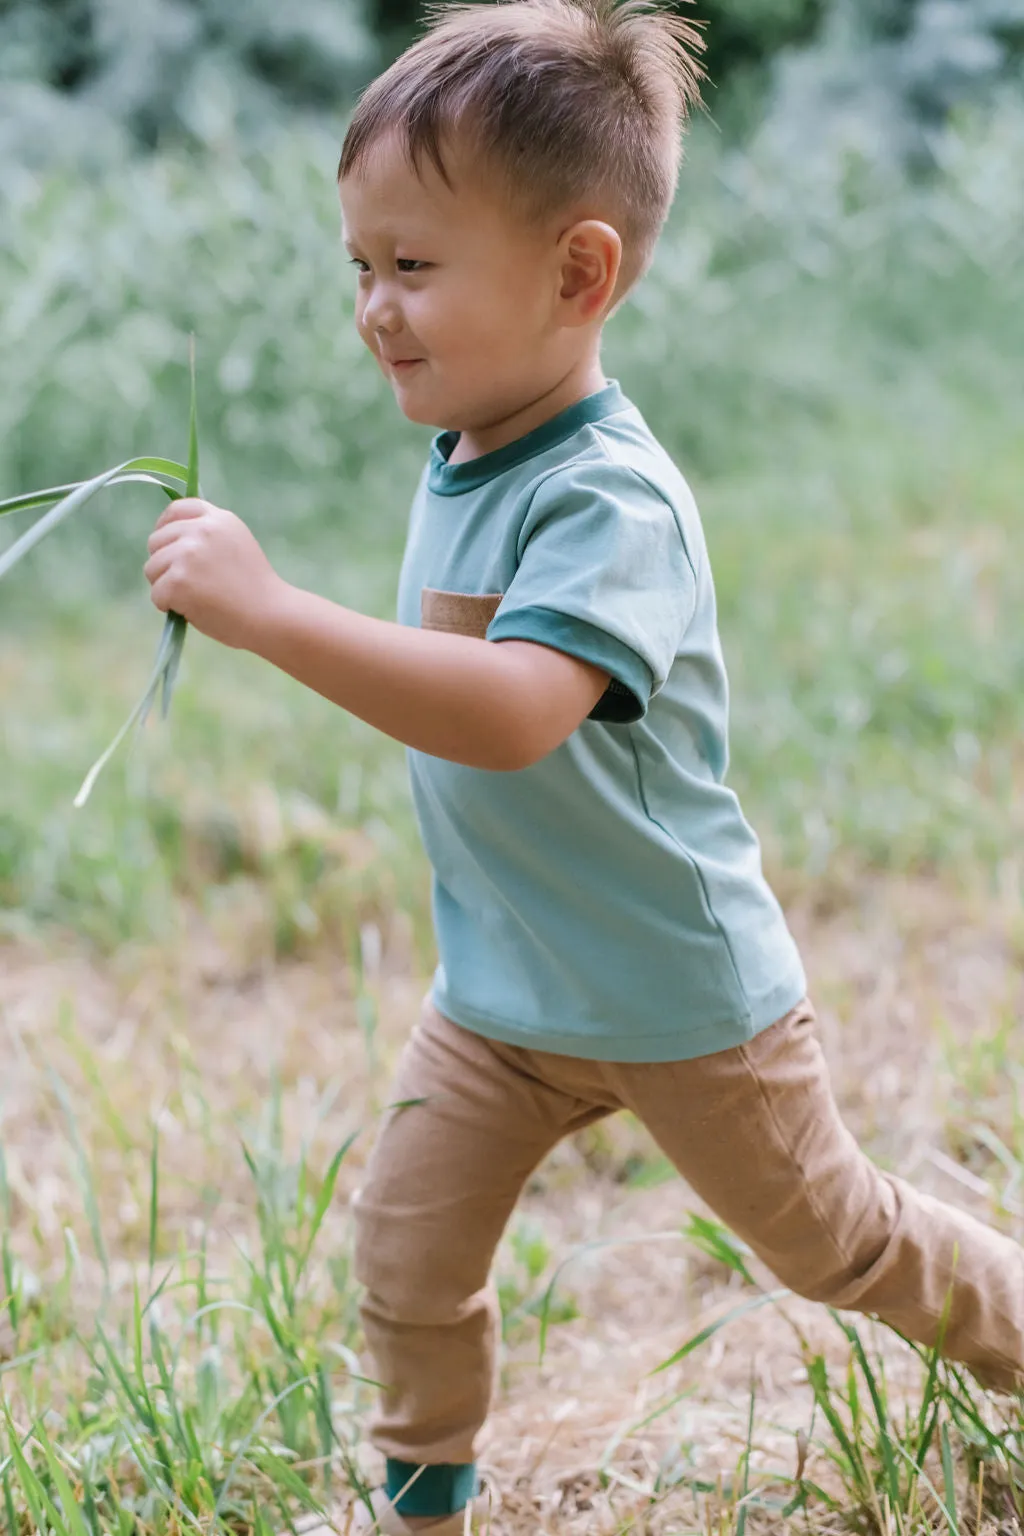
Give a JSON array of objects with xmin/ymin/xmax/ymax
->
[
  {"xmin": 1, "ymin": 0, "xmax": 1023, "ymax": 946},
  {"xmin": 2, "ymin": 86, "xmax": 1020, "ymax": 583},
  {"xmin": 0, "ymin": 0, "xmax": 374, "ymax": 169},
  {"xmin": 761, "ymin": 0, "xmax": 1024, "ymax": 170},
  {"xmin": 3, "ymin": 0, "xmax": 1022, "ymax": 175},
  {"xmin": 1, "ymin": 90, "xmax": 1023, "ymax": 947}
]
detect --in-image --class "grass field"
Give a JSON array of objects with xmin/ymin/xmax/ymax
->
[{"xmin": 3, "ymin": 103, "xmax": 1024, "ymax": 1531}]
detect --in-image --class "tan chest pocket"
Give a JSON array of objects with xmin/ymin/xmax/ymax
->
[{"xmin": 421, "ymin": 588, "xmax": 503, "ymax": 640}]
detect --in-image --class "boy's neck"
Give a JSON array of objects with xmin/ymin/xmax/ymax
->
[{"xmin": 446, "ymin": 355, "xmax": 608, "ymax": 466}]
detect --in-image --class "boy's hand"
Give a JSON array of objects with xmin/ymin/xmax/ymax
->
[{"xmin": 145, "ymin": 498, "xmax": 284, "ymax": 650}]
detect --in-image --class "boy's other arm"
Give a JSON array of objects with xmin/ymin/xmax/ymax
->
[{"xmin": 253, "ymin": 581, "xmax": 608, "ymax": 771}]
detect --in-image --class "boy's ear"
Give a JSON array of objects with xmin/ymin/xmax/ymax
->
[{"xmin": 557, "ymin": 219, "xmax": 623, "ymax": 324}]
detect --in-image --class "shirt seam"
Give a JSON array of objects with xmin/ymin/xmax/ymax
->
[
  {"xmin": 626, "ymin": 727, "xmax": 749, "ymax": 1012},
  {"xmin": 516, "ymin": 432, "xmax": 700, "ymax": 606}
]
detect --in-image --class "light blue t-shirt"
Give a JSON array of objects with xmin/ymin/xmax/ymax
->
[{"xmin": 396, "ymin": 379, "xmax": 807, "ymax": 1062}]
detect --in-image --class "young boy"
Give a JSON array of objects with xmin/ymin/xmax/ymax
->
[{"xmin": 144, "ymin": 0, "xmax": 1024, "ymax": 1528}]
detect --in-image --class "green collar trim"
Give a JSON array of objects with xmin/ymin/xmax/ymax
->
[{"xmin": 428, "ymin": 379, "xmax": 629, "ymax": 496}]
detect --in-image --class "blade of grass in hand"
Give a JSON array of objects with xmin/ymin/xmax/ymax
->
[
  {"xmin": 0, "ymin": 342, "xmax": 202, "ymax": 805},
  {"xmin": 77, "ymin": 339, "xmax": 201, "ymax": 802},
  {"xmin": 0, "ymin": 460, "xmax": 188, "ymax": 807},
  {"xmin": 0, "ymin": 460, "xmax": 187, "ymax": 581},
  {"xmin": 0, "ymin": 458, "xmax": 190, "ymax": 522},
  {"xmin": 72, "ymin": 610, "xmax": 179, "ymax": 807},
  {"xmin": 158, "ymin": 335, "xmax": 199, "ymax": 722}
]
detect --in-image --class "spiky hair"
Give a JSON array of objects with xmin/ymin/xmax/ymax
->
[{"xmin": 339, "ymin": 0, "xmax": 706, "ymax": 291}]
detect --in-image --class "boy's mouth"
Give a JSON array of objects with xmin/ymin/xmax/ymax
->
[{"xmin": 385, "ymin": 356, "xmax": 425, "ymax": 373}]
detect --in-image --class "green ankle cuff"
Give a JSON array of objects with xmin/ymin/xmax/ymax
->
[{"xmin": 384, "ymin": 1459, "xmax": 478, "ymax": 1517}]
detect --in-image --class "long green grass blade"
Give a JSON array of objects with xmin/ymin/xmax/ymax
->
[
  {"xmin": 1, "ymin": 1229, "xmax": 15, "ymax": 1333},
  {"xmin": 186, "ymin": 335, "xmax": 200, "ymax": 500},
  {"xmin": 0, "ymin": 461, "xmax": 176, "ymax": 580},
  {"xmin": 840, "ymin": 1319, "xmax": 901, "ymax": 1510},
  {"xmin": 940, "ymin": 1423, "xmax": 960, "ymax": 1534},
  {"xmin": 651, "ymin": 1289, "xmax": 789, "ymax": 1373},
  {"xmin": 255, "ymin": 1445, "xmax": 326, "ymax": 1511},
  {"xmin": 148, "ymin": 1122, "xmax": 160, "ymax": 1277},
  {"xmin": 159, "ymin": 613, "xmax": 188, "ymax": 721},
  {"xmin": 2, "ymin": 1467, "xmax": 18, "ymax": 1536},
  {"xmin": 36, "ymin": 1422, "xmax": 92, "ymax": 1536},
  {"xmin": 0, "ymin": 481, "xmax": 82, "ymax": 518},
  {"xmin": 2, "ymin": 1405, "xmax": 66, "ymax": 1536},
  {"xmin": 805, "ymin": 1354, "xmax": 865, "ymax": 1484},
  {"xmin": 148, "ymin": 1309, "xmax": 197, "ymax": 1465},
  {"xmin": 0, "ymin": 458, "xmax": 190, "ymax": 521},
  {"xmin": 735, "ymin": 1382, "xmax": 756, "ymax": 1536},
  {"xmin": 160, "ymin": 337, "xmax": 198, "ymax": 720},
  {"xmin": 2, "ymin": 458, "xmax": 188, "ymax": 808},
  {"xmin": 912, "ymin": 1282, "xmax": 955, "ymax": 1473},
  {"xmin": 74, "ymin": 610, "xmax": 178, "ymax": 807},
  {"xmin": 682, "ymin": 1213, "xmax": 758, "ymax": 1288},
  {"xmin": 1, "ymin": 353, "xmax": 200, "ymax": 807},
  {"xmin": 890, "ymin": 1435, "xmax": 962, "ymax": 1533},
  {"xmin": 297, "ymin": 1133, "xmax": 359, "ymax": 1278},
  {"xmin": 0, "ymin": 460, "xmax": 191, "ymax": 579},
  {"xmin": 213, "ymin": 1375, "xmax": 313, "ymax": 1516},
  {"xmin": 49, "ymin": 1066, "xmax": 109, "ymax": 1282}
]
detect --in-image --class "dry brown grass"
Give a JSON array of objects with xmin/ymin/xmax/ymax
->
[{"xmin": 2, "ymin": 868, "xmax": 1023, "ymax": 1532}]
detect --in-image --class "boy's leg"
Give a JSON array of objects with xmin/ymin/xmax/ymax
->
[
  {"xmin": 606, "ymin": 1000, "xmax": 1024, "ymax": 1391},
  {"xmin": 352, "ymin": 1000, "xmax": 615, "ymax": 1512}
]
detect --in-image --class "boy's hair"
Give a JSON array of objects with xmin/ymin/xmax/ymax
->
[{"xmin": 338, "ymin": 0, "xmax": 705, "ymax": 295}]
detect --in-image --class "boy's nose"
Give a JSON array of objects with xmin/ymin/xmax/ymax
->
[{"xmin": 363, "ymin": 287, "xmax": 402, "ymax": 335}]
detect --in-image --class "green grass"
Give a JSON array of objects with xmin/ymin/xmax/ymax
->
[
  {"xmin": 635, "ymin": 1227, "xmax": 1024, "ymax": 1534},
  {"xmin": 1, "ymin": 1081, "xmax": 377, "ymax": 1534}
]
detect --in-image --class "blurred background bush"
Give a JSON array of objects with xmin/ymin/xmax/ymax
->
[
  {"xmin": 3, "ymin": 0, "xmax": 1021, "ymax": 588},
  {"xmin": 2, "ymin": 0, "xmax": 1023, "ymax": 947}
]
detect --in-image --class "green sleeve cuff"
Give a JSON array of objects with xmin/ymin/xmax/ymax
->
[{"xmin": 487, "ymin": 604, "xmax": 652, "ymax": 723}]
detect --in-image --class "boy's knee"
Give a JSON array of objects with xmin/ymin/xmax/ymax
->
[
  {"xmin": 775, "ymin": 1254, "xmax": 875, "ymax": 1307},
  {"xmin": 352, "ymin": 1181, "xmax": 492, "ymax": 1323},
  {"xmin": 359, "ymin": 1269, "xmax": 500, "ymax": 1335},
  {"xmin": 755, "ymin": 1170, "xmax": 900, "ymax": 1305}
]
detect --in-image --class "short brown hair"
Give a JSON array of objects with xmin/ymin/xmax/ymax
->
[{"xmin": 338, "ymin": 0, "xmax": 705, "ymax": 294}]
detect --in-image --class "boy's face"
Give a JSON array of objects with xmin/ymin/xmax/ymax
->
[{"xmin": 339, "ymin": 134, "xmax": 571, "ymax": 432}]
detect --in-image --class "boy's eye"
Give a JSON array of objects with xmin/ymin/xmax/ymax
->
[{"xmin": 348, "ymin": 257, "xmax": 428, "ymax": 275}]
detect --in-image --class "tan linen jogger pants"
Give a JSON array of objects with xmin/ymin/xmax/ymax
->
[{"xmin": 353, "ymin": 997, "xmax": 1024, "ymax": 1466}]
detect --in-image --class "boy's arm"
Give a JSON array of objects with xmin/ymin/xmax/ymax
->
[
  {"xmin": 252, "ymin": 582, "xmax": 608, "ymax": 771},
  {"xmin": 144, "ymin": 495, "xmax": 607, "ymax": 770}
]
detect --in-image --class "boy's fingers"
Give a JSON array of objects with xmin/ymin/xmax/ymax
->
[
  {"xmin": 148, "ymin": 575, "xmax": 171, "ymax": 612},
  {"xmin": 147, "ymin": 524, "xmax": 184, "ymax": 555},
  {"xmin": 148, "ymin": 519, "xmax": 206, "ymax": 555},
  {"xmin": 154, "ymin": 497, "xmax": 208, "ymax": 531},
  {"xmin": 143, "ymin": 549, "xmax": 174, "ymax": 584}
]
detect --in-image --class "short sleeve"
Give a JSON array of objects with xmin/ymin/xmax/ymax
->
[{"xmin": 486, "ymin": 461, "xmax": 697, "ymax": 723}]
